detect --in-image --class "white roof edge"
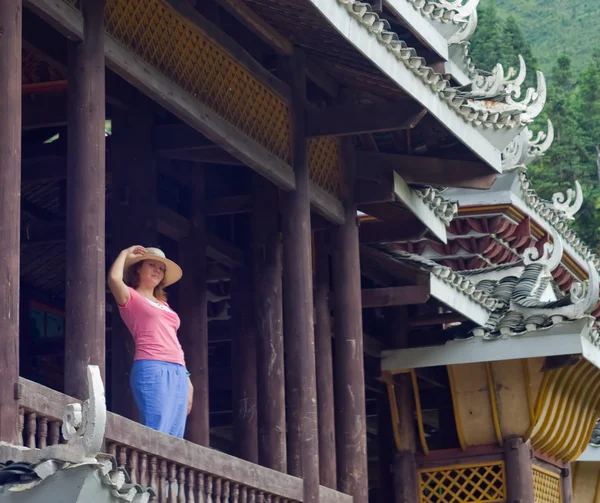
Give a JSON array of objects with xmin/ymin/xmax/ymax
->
[
  {"xmin": 429, "ymin": 274, "xmax": 490, "ymax": 326},
  {"xmin": 308, "ymin": 0, "xmax": 502, "ymax": 171},
  {"xmin": 381, "ymin": 319, "xmax": 592, "ymax": 371},
  {"xmin": 394, "ymin": 172, "xmax": 448, "ymax": 243},
  {"xmin": 385, "ymin": 0, "xmax": 449, "ymax": 60}
]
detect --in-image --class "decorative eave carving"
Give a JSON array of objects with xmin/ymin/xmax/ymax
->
[
  {"xmin": 43, "ymin": 365, "xmax": 106, "ymax": 464},
  {"xmin": 551, "ymin": 180, "xmax": 583, "ymax": 221},
  {"xmin": 336, "ymin": 0, "xmax": 546, "ymax": 135},
  {"xmin": 502, "ymin": 120, "xmax": 554, "ymax": 170},
  {"xmin": 414, "ymin": 187, "xmax": 459, "ymax": 225}
]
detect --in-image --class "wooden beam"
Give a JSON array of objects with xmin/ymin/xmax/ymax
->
[
  {"xmin": 356, "ymin": 151, "xmax": 497, "ymax": 190},
  {"xmin": 159, "ymin": 145, "xmax": 244, "ymax": 165},
  {"xmin": 214, "ymin": 0, "xmax": 293, "ymax": 56},
  {"xmin": 156, "ymin": 206, "xmax": 245, "ymax": 268},
  {"xmin": 306, "ymin": 101, "xmax": 426, "ymax": 137},
  {"xmin": 152, "ymin": 123, "xmax": 215, "ymax": 153},
  {"xmin": 359, "ymin": 220, "xmax": 426, "ymax": 244},
  {"xmin": 206, "ymin": 195, "xmax": 251, "ymax": 216},
  {"xmin": 22, "ymin": 91, "xmax": 67, "ymax": 130},
  {"xmin": 0, "ymin": 0, "xmax": 22, "ymax": 444},
  {"xmin": 361, "ymin": 286, "xmax": 430, "ymax": 308},
  {"xmin": 166, "ymin": 0, "xmax": 291, "ymax": 103}
]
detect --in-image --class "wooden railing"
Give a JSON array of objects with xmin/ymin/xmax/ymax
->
[{"xmin": 17, "ymin": 378, "xmax": 350, "ymax": 503}]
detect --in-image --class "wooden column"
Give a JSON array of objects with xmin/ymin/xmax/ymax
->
[
  {"xmin": 253, "ymin": 176, "xmax": 286, "ymax": 472},
  {"xmin": 65, "ymin": 0, "xmax": 106, "ymax": 399},
  {"xmin": 332, "ymin": 138, "xmax": 368, "ymax": 503},
  {"xmin": 314, "ymin": 233, "xmax": 337, "ymax": 489},
  {"xmin": 178, "ymin": 166, "xmax": 209, "ymax": 446},
  {"xmin": 389, "ymin": 308, "xmax": 418, "ymax": 503},
  {"xmin": 281, "ymin": 50, "xmax": 319, "ymax": 503},
  {"xmin": 110, "ymin": 101, "xmax": 157, "ymax": 419},
  {"xmin": 503, "ymin": 437, "xmax": 535, "ymax": 503},
  {"xmin": 561, "ymin": 464, "xmax": 573, "ymax": 503},
  {"xmin": 231, "ymin": 265, "xmax": 258, "ymax": 463},
  {"xmin": 0, "ymin": 0, "xmax": 22, "ymax": 444}
]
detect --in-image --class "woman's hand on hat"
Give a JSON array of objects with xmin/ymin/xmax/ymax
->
[{"xmin": 125, "ymin": 245, "xmax": 147, "ymax": 260}]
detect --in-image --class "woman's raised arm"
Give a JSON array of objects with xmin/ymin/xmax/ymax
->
[{"xmin": 108, "ymin": 245, "xmax": 147, "ymax": 306}]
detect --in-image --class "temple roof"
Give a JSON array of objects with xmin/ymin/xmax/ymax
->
[
  {"xmin": 335, "ymin": 0, "xmax": 546, "ymax": 141},
  {"xmin": 0, "ymin": 454, "xmax": 154, "ymax": 503}
]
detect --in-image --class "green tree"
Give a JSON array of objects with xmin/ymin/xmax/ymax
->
[{"xmin": 469, "ymin": 2, "xmax": 504, "ymax": 72}]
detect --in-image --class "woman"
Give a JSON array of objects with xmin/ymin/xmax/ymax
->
[{"xmin": 108, "ymin": 245, "xmax": 193, "ymax": 438}]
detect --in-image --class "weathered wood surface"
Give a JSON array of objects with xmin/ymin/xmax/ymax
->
[
  {"xmin": 504, "ymin": 437, "xmax": 535, "ymax": 503},
  {"xmin": 284, "ymin": 50, "xmax": 320, "ymax": 503},
  {"xmin": 332, "ymin": 139, "xmax": 368, "ymax": 503},
  {"xmin": 0, "ymin": 0, "xmax": 22, "ymax": 444},
  {"xmin": 361, "ymin": 286, "xmax": 430, "ymax": 308},
  {"xmin": 178, "ymin": 166, "xmax": 210, "ymax": 446},
  {"xmin": 64, "ymin": 0, "xmax": 106, "ymax": 400},
  {"xmin": 231, "ymin": 266, "xmax": 259, "ymax": 463},
  {"xmin": 23, "ymin": 0, "xmax": 344, "ymax": 224},
  {"xmin": 314, "ymin": 234, "xmax": 337, "ymax": 490},
  {"xmin": 253, "ymin": 178, "xmax": 287, "ymax": 472},
  {"xmin": 18, "ymin": 378, "xmax": 351, "ymax": 503}
]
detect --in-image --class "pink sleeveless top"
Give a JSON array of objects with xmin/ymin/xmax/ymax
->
[{"xmin": 118, "ymin": 287, "xmax": 186, "ymax": 367}]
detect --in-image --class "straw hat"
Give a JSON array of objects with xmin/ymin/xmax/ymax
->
[{"xmin": 125, "ymin": 247, "xmax": 183, "ymax": 287}]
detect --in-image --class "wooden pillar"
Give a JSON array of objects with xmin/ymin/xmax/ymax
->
[
  {"xmin": 253, "ymin": 176, "xmax": 286, "ymax": 472},
  {"xmin": 332, "ymin": 138, "xmax": 368, "ymax": 503},
  {"xmin": 281, "ymin": 49, "xmax": 319, "ymax": 503},
  {"xmin": 314, "ymin": 233, "xmax": 337, "ymax": 489},
  {"xmin": 282, "ymin": 194, "xmax": 302, "ymax": 476},
  {"xmin": 389, "ymin": 308, "xmax": 418, "ymax": 503},
  {"xmin": 0, "ymin": 0, "xmax": 22, "ymax": 444},
  {"xmin": 231, "ymin": 265, "xmax": 258, "ymax": 463},
  {"xmin": 178, "ymin": 166, "xmax": 209, "ymax": 445},
  {"xmin": 110, "ymin": 101, "xmax": 157, "ymax": 419},
  {"xmin": 377, "ymin": 392, "xmax": 395, "ymax": 503},
  {"xmin": 65, "ymin": 0, "xmax": 106, "ymax": 399},
  {"xmin": 561, "ymin": 464, "xmax": 573, "ymax": 503},
  {"xmin": 503, "ymin": 437, "xmax": 535, "ymax": 503}
]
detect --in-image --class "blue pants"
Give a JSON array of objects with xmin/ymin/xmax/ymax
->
[{"xmin": 130, "ymin": 360, "xmax": 188, "ymax": 438}]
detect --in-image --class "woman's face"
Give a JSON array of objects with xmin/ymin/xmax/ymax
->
[{"xmin": 138, "ymin": 260, "xmax": 166, "ymax": 289}]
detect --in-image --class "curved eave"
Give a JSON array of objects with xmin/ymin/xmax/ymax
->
[{"xmin": 307, "ymin": 0, "xmax": 502, "ymax": 171}]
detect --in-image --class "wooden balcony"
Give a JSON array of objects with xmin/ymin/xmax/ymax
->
[{"xmin": 16, "ymin": 377, "xmax": 351, "ymax": 503}]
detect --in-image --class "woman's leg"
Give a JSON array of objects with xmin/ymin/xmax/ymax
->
[
  {"xmin": 168, "ymin": 364, "xmax": 189, "ymax": 438},
  {"xmin": 130, "ymin": 360, "xmax": 173, "ymax": 434}
]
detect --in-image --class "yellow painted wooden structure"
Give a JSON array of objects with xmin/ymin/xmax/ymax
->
[{"xmin": 573, "ymin": 462, "xmax": 600, "ymax": 503}]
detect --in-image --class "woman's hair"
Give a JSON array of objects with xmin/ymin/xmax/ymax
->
[{"xmin": 125, "ymin": 261, "xmax": 168, "ymax": 302}]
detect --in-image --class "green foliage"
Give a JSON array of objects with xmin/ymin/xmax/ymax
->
[
  {"xmin": 479, "ymin": 0, "xmax": 600, "ymax": 74},
  {"xmin": 469, "ymin": 8, "xmax": 600, "ymax": 250}
]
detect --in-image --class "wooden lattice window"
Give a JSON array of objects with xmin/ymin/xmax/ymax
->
[
  {"xmin": 419, "ymin": 462, "xmax": 506, "ymax": 503},
  {"xmin": 533, "ymin": 466, "xmax": 561, "ymax": 503}
]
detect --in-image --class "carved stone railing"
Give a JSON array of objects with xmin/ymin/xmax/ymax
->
[{"xmin": 17, "ymin": 377, "xmax": 350, "ymax": 503}]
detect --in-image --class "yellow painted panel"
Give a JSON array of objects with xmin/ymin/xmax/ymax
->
[
  {"xmin": 573, "ymin": 462, "xmax": 600, "ymax": 503},
  {"xmin": 525, "ymin": 357, "xmax": 546, "ymax": 406},
  {"xmin": 449, "ymin": 363, "xmax": 496, "ymax": 447},
  {"xmin": 490, "ymin": 360, "xmax": 532, "ymax": 438}
]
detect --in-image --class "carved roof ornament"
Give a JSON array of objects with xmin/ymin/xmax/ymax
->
[
  {"xmin": 335, "ymin": 0, "xmax": 547, "ymax": 137},
  {"xmin": 551, "ymin": 180, "xmax": 583, "ymax": 221},
  {"xmin": 522, "ymin": 228, "xmax": 564, "ymax": 272},
  {"xmin": 502, "ymin": 119, "xmax": 554, "ymax": 170},
  {"xmin": 43, "ymin": 365, "xmax": 107, "ymax": 463}
]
